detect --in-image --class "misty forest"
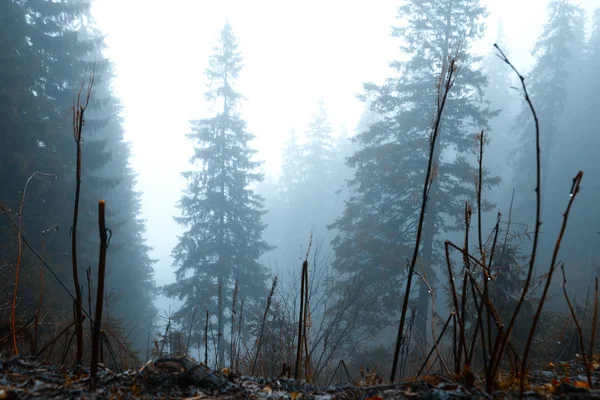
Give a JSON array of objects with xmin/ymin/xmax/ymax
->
[{"xmin": 2, "ymin": 0, "xmax": 600, "ymax": 396}]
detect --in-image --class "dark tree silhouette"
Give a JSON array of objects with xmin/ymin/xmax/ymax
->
[
  {"xmin": 330, "ymin": 0, "xmax": 499, "ymax": 344},
  {"xmin": 164, "ymin": 22, "xmax": 271, "ymax": 368}
]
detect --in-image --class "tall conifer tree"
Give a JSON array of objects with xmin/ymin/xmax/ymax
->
[
  {"xmin": 0, "ymin": 0, "xmax": 157, "ymax": 360},
  {"xmin": 164, "ymin": 22, "xmax": 270, "ymax": 367},
  {"xmin": 331, "ymin": 0, "xmax": 499, "ymax": 341},
  {"xmin": 511, "ymin": 0, "xmax": 585, "ymax": 223}
]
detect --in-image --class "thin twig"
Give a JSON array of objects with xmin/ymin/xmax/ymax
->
[
  {"xmin": 415, "ymin": 270, "xmax": 449, "ymax": 375},
  {"xmin": 475, "ymin": 131, "xmax": 493, "ymax": 368},
  {"xmin": 235, "ymin": 299, "xmax": 244, "ymax": 372},
  {"xmin": 459, "ymin": 202, "xmax": 472, "ymax": 372},
  {"xmin": 187, "ymin": 305, "xmax": 198, "ymax": 357},
  {"xmin": 390, "ymin": 55, "xmax": 459, "ymax": 382},
  {"xmin": 591, "ymin": 277, "xmax": 598, "ymax": 357},
  {"xmin": 476, "ymin": 131, "xmax": 485, "ymax": 264},
  {"xmin": 35, "ymin": 317, "xmax": 84, "ymax": 359},
  {"xmin": 252, "ymin": 276, "xmax": 278, "ymax": 376},
  {"xmin": 12, "ymin": 171, "xmax": 56, "ymax": 355},
  {"xmin": 91, "ymin": 200, "xmax": 108, "ymax": 391},
  {"xmin": 0, "ymin": 204, "xmax": 118, "ymax": 368},
  {"xmin": 519, "ymin": 171, "xmax": 584, "ymax": 395},
  {"xmin": 35, "ymin": 225, "xmax": 58, "ymax": 354},
  {"xmin": 204, "ymin": 310, "xmax": 209, "ymax": 365},
  {"xmin": 71, "ymin": 70, "xmax": 94, "ymax": 365},
  {"xmin": 87, "ymin": 268, "xmax": 93, "ymax": 341},
  {"xmin": 295, "ymin": 233, "xmax": 312, "ymax": 379},
  {"xmin": 416, "ymin": 313, "xmax": 453, "ymax": 377},
  {"xmin": 444, "ymin": 241, "xmax": 466, "ymax": 374},
  {"xmin": 489, "ymin": 44, "xmax": 542, "ymax": 386},
  {"xmin": 561, "ymin": 264, "xmax": 592, "ymax": 388}
]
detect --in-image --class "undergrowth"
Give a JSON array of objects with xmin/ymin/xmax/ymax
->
[{"xmin": 0, "ymin": 44, "xmax": 597, "ymax": 400}]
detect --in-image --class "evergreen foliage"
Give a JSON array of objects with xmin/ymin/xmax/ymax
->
[
  {"xmin": 509, "ymin": 0, "xmax": 591, "ymax": 286},
  {"xmin": 163, "ymin": 22, "xmax": 271, "ymax": 367},
  {"xmin": 512, "ymin": 0, "xmax": 586, "ymax": 218},
  {"xmin": 262, "ymin": 100, "xmax": 349, "ymax": 273},
  {"xmin": 330, "ymin": 0, "xmax": 500, "ymax": 340},
  {"xmin": 0, "ymin": 0, "xmax": 156, "ymax": 358}
]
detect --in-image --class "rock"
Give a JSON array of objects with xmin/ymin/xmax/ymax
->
[{"xmin": 182, "ymin": 364, "xmax": 230, "ymax": 390}]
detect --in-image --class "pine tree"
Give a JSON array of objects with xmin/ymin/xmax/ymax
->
[
  {"xmin": 330, "ymin": 0, "xmax": 499, "ymax": 342},
  {"xmin": 302, "ymin": 99, "xmax": 336, "ymax": 208},
  {"xmin": 535, "ymin": 5, "xmax": 600, "ymax": 285},
  {"xmin": 0, "ymin": 0, "xmax": 157, "ymax": 360},
  {"xmin": 280, "ymin": 128, "xmax": 302, "ymax": 213},
  {"xmin": 568, "ymin": 8, "xmax": 600, "ymax": 274},
  {"xmin": 164, "ymin": 22, "xmax": 271, "ymax": 368},
  {"xmin": 83, "ymin": 60, "xmax": 158, "ymax": 354},
  {"xmin": 290, "ymin": 100, "xmax": 337, "ymax": 259},
  {"xmin": 509, "ymin": 0, "xmax": 586, "ymax": 285},
  {"xmin": 263, "ymin": 100, "xmax": 343, "ymax": 273},
  {"xmin": 511, "ymin": 0, "xmax": 585, "ymax": 220},
  {"xmin": 277, "ymin": 128, "xmax": 304, "ymax": 261}
]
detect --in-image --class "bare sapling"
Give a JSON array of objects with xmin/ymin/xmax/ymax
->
[
  {"xmin": 390, "ymin": 53, "xmax": 459, "ymax": 382},
  {"xmin": 459, "ymin": 202, "xmax": 473, "ymax": 371},
  {"xmin": 488, "ymin": 44, "xmax": 542, "ymax": 386},
  {"xmin": 204, "ymin": 310, "xmax": 209, "ymax": 365},
  {"xmin": 91, "ymin": 200, "xmax": 109, "ymax": 391},
  {"xmin": 252, "ymin": 276, "xmax": 278, "ymax": 376},
  {"xmin": 295, "ymin": 233, "xmax": 312, "ymax": 380},
  {"xmin": 591, "ymin": 277, "xmax": 599, "ymax": 358},
  {"xmin": 561, "ymin": 263, "xmax": 592, "ymax": 388},
  {"xmin": 71, "ymin": 70, "xmax": 94, "ymax": 365},
  {"xmin": 186, "ymin": 305, "xmax": 199, "ymax": 357},
  {"xmin": 416, "ymin": 313, "xmax": 454, "ymax": 377},
  {"xmin": 235, "ymin": 299, "xmax": 244, "ymax": 371},
  {"xmin": 444, "ymin": 241, "xmax": 466, "ymax": 374},
  {"xmin": 519, "ymin": 171, "xmax": 584, "ymax": 395},
  {"xmin": 11, "ymin": 172, "xmax": 56, "ymax": 355},
  {"xmin": 415, "ymin": 270, "xmax": 449, "ymax": 375}
]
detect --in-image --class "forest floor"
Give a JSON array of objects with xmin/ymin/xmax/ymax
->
[{"xmin": 1, "ymin": 355, "xmax": 600, "ymax": 399}]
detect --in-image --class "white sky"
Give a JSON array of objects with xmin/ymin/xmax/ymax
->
[{"xmin": 90, "ymin": 0, "xmax": 598, "ymax": 310}]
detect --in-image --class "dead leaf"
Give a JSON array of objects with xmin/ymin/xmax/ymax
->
[{"xmin": 573, "ymin": 381, "xmax": 590, "ymax": 389}]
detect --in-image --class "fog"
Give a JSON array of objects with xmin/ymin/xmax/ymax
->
[
  {"xmin": 91, "ymin": 0, "xmax": 598, "ymax": 312},
  {"xmin": 2, "ymin": 0, "xmax": 600, "ymax": 383}
]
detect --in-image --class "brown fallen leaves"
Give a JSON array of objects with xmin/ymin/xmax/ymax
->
[{"xmin": 2, "ymin": 355, "xmax": 600, "ymax": 399}]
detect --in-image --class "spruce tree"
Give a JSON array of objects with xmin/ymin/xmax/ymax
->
[
  {"xmin": 280, "ymin": 128, "xmax": 302, "ymax": 213},
  {"xmin": 302, "ymin": 100, "xmax": 337, "ymax": 207},
  {"xmin": 569, "ymin": 8, "xmax": 600, "ymax": 273},
  {"xmin": 0, "ymin": 0, "xmax": 157, "ymax": 361},
  {"xmin": 82, "ymin": 59, "xmax": 158, "ymax": 355},
  {"xmin": 290, "ymin": 100, "xmax": 337, "ymax": 259},
  {"xmin": 331, "ymin": 0, "xmax": 499, "ymax": 342},
  {"xmin": 164, "ymin": 22, "xmax": 270, "ymax": 367},
  {"xmin": 263, "ymin": 100, "xmax": 342, "ymax": 273},
  {"xmin": 509, "ymin": 0, "xmax": 586, "ymax": 281},
  {"xmin": 533, "ymin": 4, "xmax": 599, "ymax": 285},
  {"xmin": 277, "ymin": 128, "xmax": 305, "ymax": 262},
  {"xmin": 511, "ymin": 0, "xmax": 585, "ymax": 223}
]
